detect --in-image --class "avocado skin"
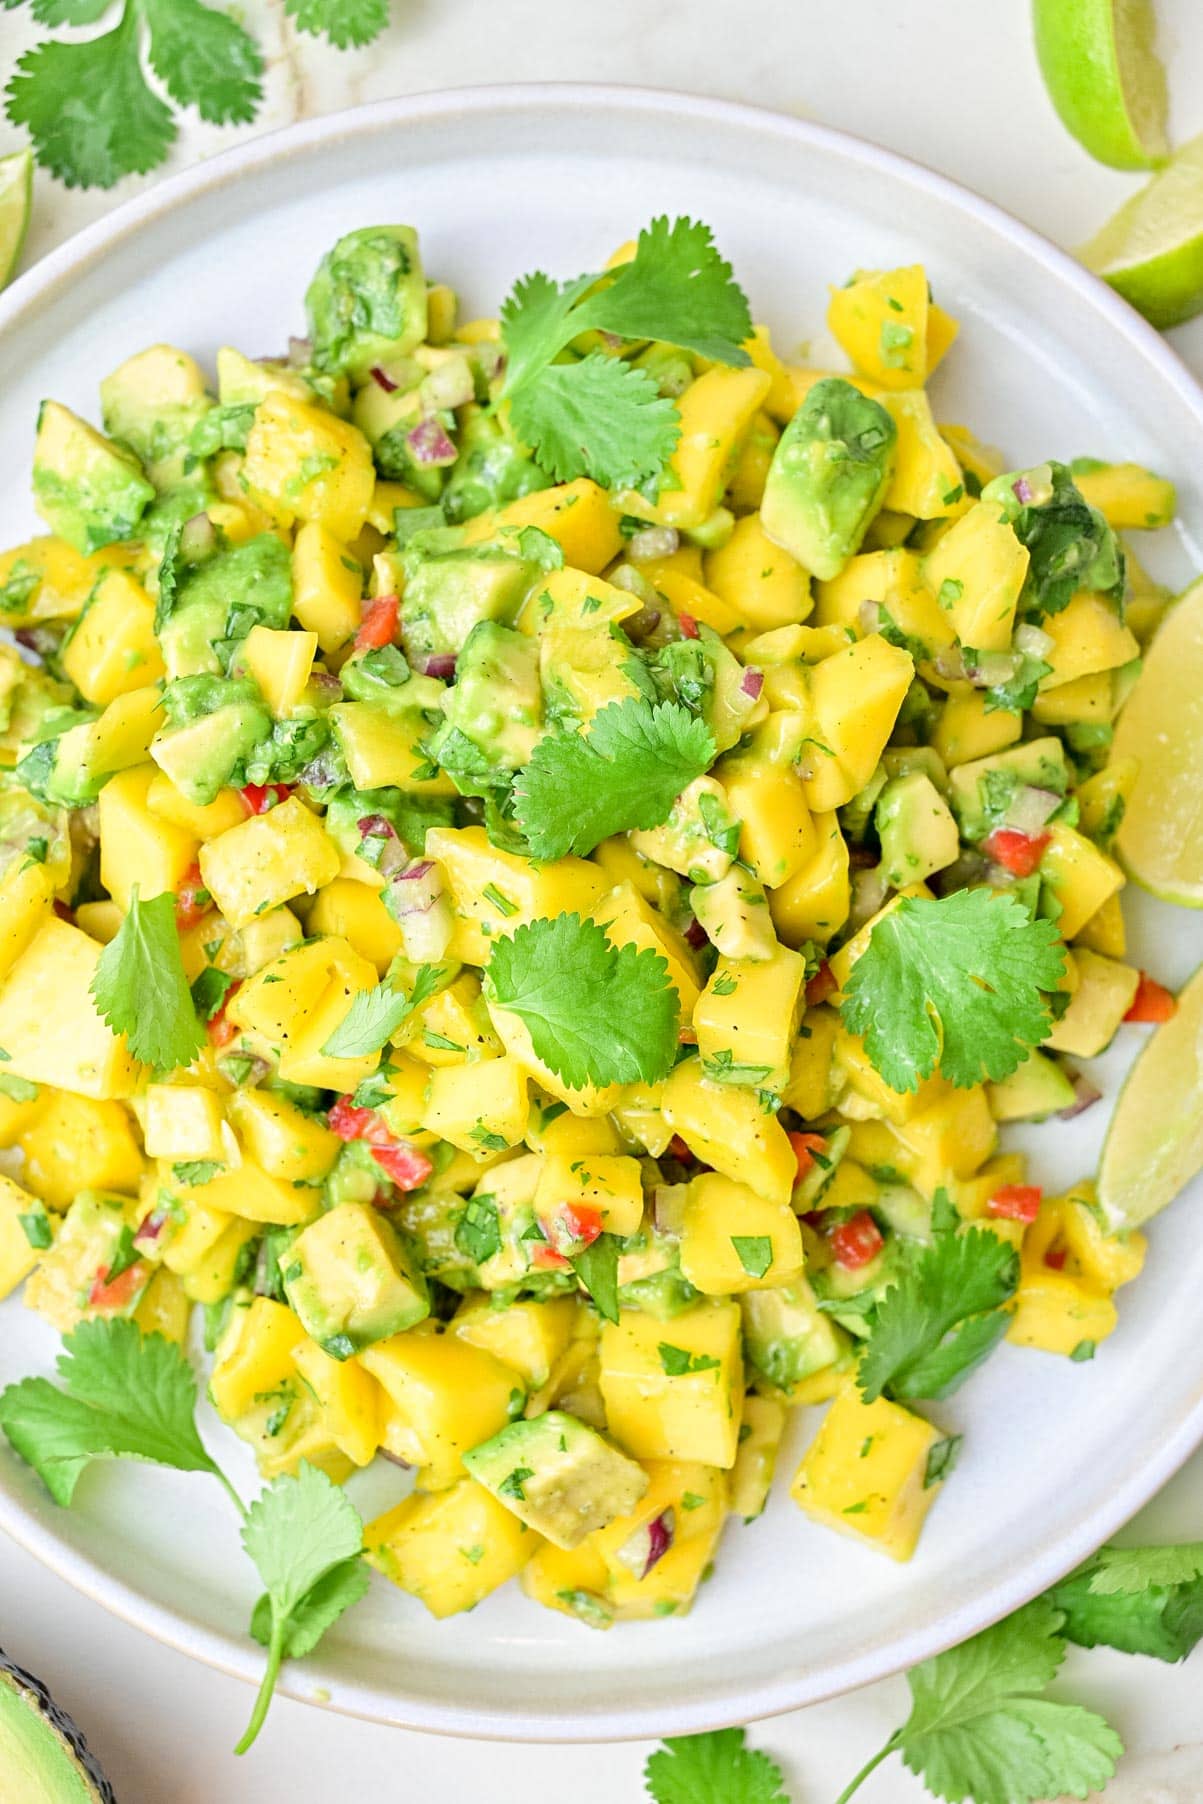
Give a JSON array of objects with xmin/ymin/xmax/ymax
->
[{"xmin": 0, "ymin": 1648, "xmax": 116, "ymax": 1803}]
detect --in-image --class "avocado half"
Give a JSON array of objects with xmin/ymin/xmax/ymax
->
[{"xmin": 0, "ymin": 1650, "xmax": 115, "ymax": 1803}]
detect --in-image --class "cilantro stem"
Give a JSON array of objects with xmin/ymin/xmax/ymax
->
[
  {"xmin": 831, "ymin": 1735, "xmax": 900, "ymax": 1804},
  {"xmin": 210, "ymin": 1461, "xmax": 247, "ymax": 1520},
  {"xmin": 235, "ymin": 1611, "xmax": 285, "ymax": 1754}
]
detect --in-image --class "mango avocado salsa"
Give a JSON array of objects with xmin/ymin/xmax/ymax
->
[{"xmin": 0, "ymin": 218, "xmax": 1190, "ymax": 1634}]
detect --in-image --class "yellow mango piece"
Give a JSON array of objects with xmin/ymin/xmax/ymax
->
[
  {"xmin": 1040, "ymin": 823, "xmax": 1124, "ymax": 941},
  {"xmin": 599, "ymin": 1299, "xmax": 743, "ymax": 1468},
  {"xmin": 932, "ymin": 683, "xmax": 1022, "ymax": 766},
  {"xmin": 782, "ymin": 1005, "xmax": 841, "ymax": 1118},
  {"xmin": 1072, "ymin": 462, "xmax": 1175, "ymax": 529},
  {"xmin": 361, "ymin": 1327, "xmax": 524, "ymax": 1490},
  {"xmin": 1045, "ymin": 948, "xmax": 1140, "ymax": 1058},
  {"xmin": 0, "ymin": 857, "xmax": 55, "ymax": 983},
  {"xmin": 719, "ymin": 752, "xmax": 816, "ymax": 889},
  {"xmin": 330, "ymin": 701, "xmax": 456, "ymax": 796},
  {"xmin": 367, "ymin": 1478, "xmax": 538, "ymax": 1618},
  {"xmin": 145, "ymin": 770, "xmax": 246, "ymax": 839},
  {"xmin": 210, "ymin": 1296, "xmax": 307, "ymax": 1421},
  {"xmin": 277, "ymin": 954, "xmax": 382, "ymax": 1094},
  {"xmin": 768, "ymin": 812, "xmax": 850, "ymax": 947},
  {"xmin": 76, "ymin": 686, "xmax": 164, "ymax": 789},
  {"xmin": 890, "ymin": 1086, "xmax": 996, "ymax": 1198},
  {"xmin": 596, "ymin": 1460, "xmax": 728, "ymax": 1620},
  {"xmin": 631, "ymin": 561, "xmax": 744, "ymax": 637},
  {"xmin": 291, "ymin": 522, "xmax": 364, "ymax": 654},
  {"xmin": 827, "ymin": 265, "xmax": 929, "ymax": 390},
  {"xmin": 403, "ymin": 972, "xmax": 501, "ymax": 1068},
  {"xmin": 142, "ymin": 1084, "xmax": 226, "ymax": 1161},
  {"xmin": 693, "ymin": 943, "xmax": 806, "ymax": 1088},
  {"xmin": 173, "ymin": 1159, "xmax": 322, "ymax": 1229},
  {"xmin": 1007, "ymin": 1258, "xmax": 1117, "ymax": 1358},
  {"xmin": 427, "ymin": 825, "xmax": 606, "ymax": 965},
  {"xmin": 882, "ymin": 391, "xmax": 966, "ymax": 520},
  {"xmin": 704, "ymin": 512, "xmax": 812, "ymax": 631},
  {"xmin": 225, "ymin": 936, "xmax": 336, "ymax": 1042},
  {"xmin": 179, "ymin": 1217, "xmax": 259, "ymax": 1305},
  {"xmin": 1039, "ymin": 592, "xmax": 1139, "ymax": 689},
  {"xmin": 728, "ymin": 409, "xmax": 780, "ymax": 512},
  {"xmin": 98, "ymin": 765, "xmax": 198, "ymax": 913},
  {"xmin": 243, "ymin": 391, "xmax": 375, "ymax": 540},
  {"xmin": 199, "ymin": 795, "xmax": 341, "ymax": 929},
  {"xmin": 0, "ymin": 918, "xmax": 139, "ymax": 1099},
  {"xmin": 470, "ymin": 479, "xmax": 623, "ymax": 575},
  {"xmin": 921, "ymin": 500, "xmax": 1029, "ymax": 652},
  {"xmin": 1074, "ymin": 891, "xmax": 1127, "ymax": 959},
  {"xmin": 833, "ymin": 1019, "xmax": 951, "ymax": 1126},
  {"xmin": 291, "ymin": 1337, "xmax": 382, "ymax": 1467},
  {"xmin": 0, "ymin": 536, "xmax": 103, "ymax": 625},
  {"xmin": 452, "ymin": 1295, "xmax": 578, "ymax": 1390},
  {"xmin": 661, "ymin": 1056, "xmax": 797, "ymax": 1205},
  {"xmin": 679, "ymin": 1171, "xmax": 804, "ymax": 1294},
  {"xmin": 517, "ymin": 564, "xmax": 642, "ymax": 634},
  {"xmin": 16, "ymin": 1091, "xmax": 142, "ymax": 1209},
  {"xmin": 60, "ymin": 568, "xmax": 165, "ymax": 704},
  {"xmin": 132, "ymin": 1267, "xmax": 190, "ymax": 1343},
  {"xmin": 241, "ymin": 625, "xmax": 317, "ymax": 718},
  {"xmin": 791, "ymin": 1385, "xmax": 946, "ymax": 1561},
  {"xmin": 0, "ymin": 1172, "xmax": 46, "ymax": 1299},
  {"xmin": 533, "ymin": 1152, "xmax": 645, "ymax": 1238},
  {"xmin": 592, "ymin": 881, "xmax": 701, "ymax": 1016},
  {"xmin": 616, "ymin": 366, "xmax": 772, "ymax": 529},
  {"xmin": 800, "ymin": 635, "xmax": 914, "ymax": 811},
  {"xmin": 227, "ymin": 1088, "xmax": 339, "ymax": 1182},
  {"xmin": 307, "ymin": 877, "xmax": 403, "ymax": 975},
  {"xmin": 1030, "ymin": 671, "xmax": 1114, "ymax": 728},
  {"xmin": 422, "ymin": 1055, "xmax": 530, "ymax": 1153}
]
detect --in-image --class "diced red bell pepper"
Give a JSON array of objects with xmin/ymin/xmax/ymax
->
[
  {"xmin": 677, "ymin": 612, "xmax": 699, "ymax": 640},
  {"xmin": 1045, "ymin": 1247, "xmax": 1067, "ymax": 1271},
  {"xmin": 543, "ymin": 1202, "xmax": 604, "ymax": 1256},
  {"xmin": 531, "ymin": 1243, "xmax": 572, "ymax": 1271},
  {"xmin": 88, "ymin": 1260, "xmax": 147, "ymax": 1311},
  {"xmin": 788, "ymin": 1131, "xmax": 828, "ymax": 1182},
  {"xmin": 327, "ymin": 1097, "xmax": 380, "ymax": 1142},
  {"xmin": 987, "ymin": 1183, "xmax": 1043, "ymax": 1223},
  {"xmin": 1124, "ymin": 972, "xmax": 1177, "ymax": 1024},
  {"xmin": 175, "ymin": 861, "xmax": 213, "ymax": 931},
  {"xmin": 830, "ymin": 1210, "xmax": 884, "ymax": 1270},
  {"xmin": 207, "ymin": 981, "xmax": 242, "ymax": 1050},
  {"xmin": 327, "ymin": 1096, "xmax": 432, "ymax": 1190},
  {"xmin": 370, "ymin": 1141, "xmax": 434, "ymax": 1191},
  {"xmin": 239, "ymin": 782, "xmax": 293, "ymax": 816},
  {"xmin": 983, "ymin": 827, "xmax": 1051, "ymax": 878},
  {"xmin": 52, "ymin": 898, "xmax": 75, "ymax": 924},
  {"xmin": 668, "ymin": 1134, "xmax": 696, "ymax": 1164},
  {"xmin": 806, "ymin": 960, "xmax": 837, "ymax": 1007},
  {"xmin": 354, "ymin": 593, "xmax": 400, "ymax": 651}
]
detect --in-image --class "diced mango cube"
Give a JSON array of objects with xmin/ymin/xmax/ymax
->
[
  {"xmin": 199, "ymin": 795, "xmax": 341, "ymax": 929},
  {"xmin": 679, "ymin": 1172, "xmax": 804, "ymax": 1294},
  {"xmin": 599, "ymin": 1300, "xmax": 743, "ymax": 1468},
  {"xmin": 367, "ymin": 1477, "xmax": 538, "ymax": 1618},
  {"xmin": 791, "ymin": 1385, "xmax": 946, "ymax": 1560}
]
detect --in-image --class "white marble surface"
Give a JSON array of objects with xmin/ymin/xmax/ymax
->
[{"xmin": 2, "ymin": 1, "xmax": 1203, "ymax": 1797}]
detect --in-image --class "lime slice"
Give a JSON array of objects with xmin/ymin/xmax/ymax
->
[
  {"xmin": 0, "ymin": 147, "xmax": 32, "ymax": 294},
  {"xmin": 1112, "ymin": 576, "xmax": 1203, "ymax": 903},
  {"xmin": 1098, "ymin": 962, "xmax": 1203, "ymax": 1227},
  {"xmin": 1033, "ymin": 0, "xmax": 1168, "ymax": 171},
  {"xmin": 1085, "ymin": 143, "xmax": 1203, "ymax": 330},
  {"xmin": 1081, "ymin": 136, "xmax": 1203, "ymax": 328}
]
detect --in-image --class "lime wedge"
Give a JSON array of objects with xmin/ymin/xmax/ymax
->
[
  {"xmin": 0, "ymin": 147, "xmax": 32, "ymax": 294},
  {"xmin": 1033, "ymin": 0, "xmax": 1168, "ymax": 171},
  {"xmin": 1098, "ymin": 962, "xmax": 1203, "ymax": 1227},
  {"xmin": 1112, "ymin": 576, "xmax": 1203, "ymax": 903},
  {"xmin": 1081, "ymin": 135, "xmax": 1203, "ymax": 328}
]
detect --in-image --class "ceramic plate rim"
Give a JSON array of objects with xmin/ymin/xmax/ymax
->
[{"xmin": 2, "ymin": 82, "xmax": 1203, "ymax": 1744}]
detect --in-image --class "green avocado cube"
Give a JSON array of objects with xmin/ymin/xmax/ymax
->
[
  {"xmin": 463, "ymin": 1409, "xmax": 649, "ymax": 1549},
  {"xmin": 305, "ymin": 226, "xmax": 428, "ymax": 382},
  {"xmin": 283, "ymin": 1201, "xmax": 430, "ymax": 1359},
  {"xmin": 874, "ymin": 771, "xmax": 959, "ymax": 889},
  {"xmin": 761, "ymin": 377, "xmax": 896, "ymax": 581},
  {"xmin": 438, "ymin": 620, "xmax": 543, "ymax": 772},
  {"xmin": 33, "ymin": 400, "xmax": 155, "ymax": 555}
]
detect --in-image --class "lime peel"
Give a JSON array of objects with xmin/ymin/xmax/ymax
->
[
  {"xmin": 1033, "ymin": 0, "xmax": 1168, "ymax": 172},
  {"xmin": 0, "ymin": 147, "xmax": 32, "ymax": 294},
  {"xmin": 1113, "ymin": 576, "xmax": 1203, "ymax": 904},
  {"xmin": 1098, "ymin": 962, "xmax": 1203, "ymax": 1228}
]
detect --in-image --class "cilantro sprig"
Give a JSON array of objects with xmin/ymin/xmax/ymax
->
[
  {"xmin": 500, "ymin": 217, "xmax": 752, "ymax": 488},
  {"xmin": 857, "ymin": 1223, "xmax": 1019, "ymax": 1403},
  {"xmin": 90, "ymin": 886, "xmax": 205, "ymax": 1073},
  {"xmin": 1047, "ymin": 1544, "xmax": 1203, "ymax": 1663},
  {"xmin": 5, "ymin": 0, "xmax": 389, "ymax": 190},
  {"xmin": 513, "ymin": 698, "xmax": 715, "ymax": 861},
  {"xmin": 645, "ymin": 1727, "xmax": 791, "ymax": 1803},
  {"xmin": 320, "ymin": 964, "xmax": 440, "ymax": 1059},
  {"xmin": 840, "ymin": 889, "xmax": 1066, "ymax": 1092},
  {"xmin": 0, "ymin": 1320, "xmax": 370, "ymax": 1751}
]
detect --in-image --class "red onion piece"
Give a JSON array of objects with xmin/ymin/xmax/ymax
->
[
  {"xmin": 614, "ymin": 1509, "xmax": 676, "ymax": 1578},
  {"xmin": 406, "ymin": 418, "xmax": 457, "ymax": 467},
  {"xmin": 934, "ymin": 646, "xmax": 968, "ymax": 683},
  {"xmin": 420, "ymin": 357, "xmax": 475, "ymax": 413},
  {"xmin": 134, "ymin": 1209, "xmax": 168, "ymax": 1246},
  {"xmin": 858, "ymin": 599, "xmax": 883, "ymax": 637},
  {"xmin": 684, "ymin": 917, "xmax": 707, "ymax": 949},
  {"xmin": 627, "ymin": 525, "xmax": 679, "ymax": 563},
  {"xmin": 599, "ymin": 330, "xmax": 625, "ymax": 351},
  {"xmin": 1013, "ymin": 477, "xmax": 1034, "ymax": 504},
  {"xmin": 371, "ymin": 365, "xmax": 398, "ymax": 393},
  {"xmin": 963, "ymin": 648, "xmax": 1021, "ymax": 688},
  {"xmin": 306, "ymin": 669, "xmax": 343, "ymax": 701},
  {"xmin": 398, "ymin": 859, "xmax": 433, "ymax": 881},
  {"xmin": 740, "ymin": 667, "xmax": 764, "ymax": 700},
  {"xmin": 420, "ymin": 653, "xmax": 457, "ymax": 680},
  {"xmin": 358, "ymin": 814, "xmax": 397, "ymax": 841},
  {"xmin": 376, "ymin": 838, "xmax": 409, "ymax": 878},
  {"xmin": 378, "ymin": 1450, "xmax": 413, "ymax": 1469},
  {"xmin": 1004, "ymin": 785, "xmax": 1062, "ymax": 836},
  {"xmin": 287, "ymin": 336, "xmax": 313, "ymax": 368},
  {"xmin": 1057, "ymin": 1071, "xmax": 1102, "ymax": 1120},
  {"xmin": 388, "ymin": 859, "xmax": 441, "ymax": 917},
  {"xmin": 1014, "ymin": 622, "xmax": 1054, "ymax": 660}
]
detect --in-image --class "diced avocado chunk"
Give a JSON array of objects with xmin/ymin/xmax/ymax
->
[
  {"xmin": 32, "ymin": 401, "xmax": 155, "ymax": 555},
  {"xmin": 947, "ymin": 737, "xmax": 1070, "ymax": 844},
  {"xmin": 632, "ymin": 775, "xmax": 740, "ymax": 887},
  {"xmin": 441, "ymin": 404, "xmax": 550, "ymax": 524},
  {"xmin": 981, "ymin": 461, "xmax": 1124, "ymax": 618},
  {"xmin": 741, "ymin": 1278, "xmax": 848, "ymax": 1394},
  {"xmin": 400, "ymin": 537, "xmax": 545, "ymax": 660},
  {"xmin": 351, "ymin": 374, "xmax": 446, "ymax": 501},
  {"xmin": 689, "ymin": 864, "xmax": 777, "ymax": 960},
  {"xmin": 159, "ymin": 533, "xmax": 294, "ymax": 679},
  {"xmin": 987, "ymin": 1050, "xmax": 1076, "ymax": 1121},
  {"xmin": 463, "ymin": 1409, "xmax": 649, "ymax": 1549},
  {"xmin": 99, "ymin": 344, "xmax": 214, "ymax": 479},
  {"xmin": 14, "ymin": 709, "xmax": 103, "ymax": 808},
  {"xmin": 437, "ymin": 621, "xmax": 543, "ymax": 771},
  {"xmin": 761, "ymin": 377, "xmax": 896, "ymax": 580},
  {"xmin": 150, "ymin": 676, "xmax": 271, "ymax": 804},
  {"xmin": 305, "ymin": 226, "xmax": 428, "ymax": 381},
  {"xmin": 323, "ymin": 784, "xmax": 454, "ymax": 865},
  {"xmin": 283, "ymin": 1200, "xmax": 430, "ymax": 1358},
  {"xmin": 216, "ymin": 346, "xmax": 313, "ymax": 408},
  {"xmin": 874, "ymin": 771, "xmax": 959, "ymax": 888}
]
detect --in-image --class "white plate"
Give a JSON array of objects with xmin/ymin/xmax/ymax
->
[{"xmin": 2, "ymin": 84, "xmax": 1203, "ymax": 1745}]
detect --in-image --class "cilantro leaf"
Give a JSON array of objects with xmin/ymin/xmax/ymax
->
[
  {"xmin": 0, "ymin": 1319, "xmax": 226, "ymax": 1507},
  {"xmin": 90, "ymin": 887, "xmax": 205, "ymax": 1073},
  {"xmin": 645, "ymin": 1728, "xmax": 790, "ymax": 1804},
  {"xmin": 282, "ymin": 0, "xmax": 388, "ymax": 48},
  {"xmin": 857, "ymin": 1227, "xmax": 1019, "ymax": 1403},
  {"xmin": 143, "ymin": 0, "xmax": 263, "ymax": 125},
  {"xmin": 508, "ymin": 355, "xmax": 681, "ymax": 490},
  {"xmin": 7, "ymin": 2, "xmax": 176, "ymax": 190},
  {"xmin": 486, "ymin": 913, "xmax": 680, "ymax": 1089},
  {"xmin": 190, "ymin": 964, "xmax": 235, "ymax": 1023},
  {"xmin": 1046, "ymin": 1548, "xmax": 1203, "ymax": 1663},
  {"xmin": 29, "ymin": 0, "xmax": 112, "ymax": 23},
  {"xmin": 249, "ymin": 1555, "xmax": 370, "ymax": 1659},
  {"xmin": 320, "ymin": 975, "xmax": 427, "ymax": 1059},
  {"xmin": 237, "ymin": 1462, "xmax": 366, "ymax": 1752},
  {"xmin": 514, "ymin": 698, "xmax": 715, "ymax": 860},
  {"xmin": 499, "ymin": 268, "xmax": 596, "ymax": 395},
  {"xmin": 571, "ymin": 217, "xmax": 754, "ymax": 363},
  {"xmin": 572, "ymin": 1231, "xmax": 621, "ymax": 1324},
  {"xmin": 840, "ymin": 890, "xmax": 1066, "ymax": 1092}
]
